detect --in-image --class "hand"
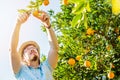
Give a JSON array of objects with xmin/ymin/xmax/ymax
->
[
  {"xmin": 17, "ymin": 12, "xmax": 30, "ymax": 24},
  {"xmin": 33, "ymin": 11, "xmax": 51, "ymax": 29}
]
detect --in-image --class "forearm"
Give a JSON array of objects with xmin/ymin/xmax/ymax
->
[
  {"xmin": 11, "ymin": 23, "xmax": 21, "ymax": 53},
  {"xmin": 11, "ymin": 23, "xmax": 22, "ymax": 74},
  {"xmin": 46, "ymin": 27, "xmax": 59, "ymax": 51}
]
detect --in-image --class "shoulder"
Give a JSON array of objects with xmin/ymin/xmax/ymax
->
[
  {"xmin": 15, "ymin": 64, "xmax": 29, "ymax": 78},
  {"xmin": 41, "ymin": 59, "xmax": 54, "ymax": 72}
]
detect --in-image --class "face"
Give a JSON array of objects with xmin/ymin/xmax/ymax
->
[{"xmin": 23, "ymin": 45, "xmax": 40, "ymax": 62}]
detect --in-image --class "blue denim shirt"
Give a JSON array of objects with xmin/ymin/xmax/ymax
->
[{"xmin": 15, "ymin": 59, "xmax": 54, "ymax": 80}]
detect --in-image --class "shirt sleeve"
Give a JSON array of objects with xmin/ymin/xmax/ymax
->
[
  {"xmin": 43, "ymin": 59, "xmax": 54, "ymax": 72},
  {"xmin": 15, "ymin": 64, "xmax": 27, "ymax": 78}
]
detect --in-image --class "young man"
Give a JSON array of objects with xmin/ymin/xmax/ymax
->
[{"xmin": 11, "ymin": 11, "xmax": 59, "ymax": 80}]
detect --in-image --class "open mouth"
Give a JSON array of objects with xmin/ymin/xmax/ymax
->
[{"xmin": 30, "ymin": 55, "xmax": 38, "ymax": 61}]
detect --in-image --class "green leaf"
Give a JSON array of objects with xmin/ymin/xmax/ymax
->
[
  {"xmin": 86, "ymin": 2, "xmax": 91, "ymax": 12},
  {"xmin": 72, "ymin": 2, "xmax": 85, "ymax": 14},
  {"xmin": 30, "ymin": 1, "xmax": 35, "ymax": 5},
  {"xmin": 71, "ymin": 14, "xmax": 82, "ymax": 27},
  {"xmin": 18, "ymin": 9, "xmax": 27, "ymax": 13},
  {"xmin": 69, "ymin": 0, "xmax": 84, "ymax": 4}
]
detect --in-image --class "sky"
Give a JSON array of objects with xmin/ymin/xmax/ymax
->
[{"xmin": 0, "ymin": 0, "xmax": 60, "ymax": 80}]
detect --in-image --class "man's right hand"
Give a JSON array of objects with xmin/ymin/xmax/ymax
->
[{"xmin": 17, "ymin": 12, "xmax": 30, "ymax": 24}]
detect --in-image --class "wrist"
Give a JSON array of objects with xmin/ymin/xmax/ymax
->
[{"xmin": 46, "ymin": 24, "xmax": 51, "ymax": 29}]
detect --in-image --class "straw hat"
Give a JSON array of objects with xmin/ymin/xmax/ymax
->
[{"xmin": 19, "ymin": 41, "xmax": 40, "ymax": 58}]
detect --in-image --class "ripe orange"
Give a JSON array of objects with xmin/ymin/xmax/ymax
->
[
  {"xmin": 106, "ymin": 45, "xmax": 111, "ymax": 51},
  {"xmin": 63, "ymin": 0, "xmax": 68, "ymax": 5},
  {"xmin": 86, "ymin": 28, "xmax": 95, "ymax": 35},
  {"xmin": 115, "ymin": 27, "xmax": 119, "ymax": 34},
  {"xmin": 32, "ymin": 10, "xmax": 39, "ymax": 17},
  {"xmin": 75, "ymin": 55, "xmax": 81, "ymax": 61},
  {"xmin": 118, "ymin": 36, "xmax": 120, "ymax": 40},
  {"xmin": 43, "ymin": 0, "xmax": 49, "ymax": 6},
  {"xmin": 68, "ymin": 58, "xmax": 75, "ymax": 66},
  {"xmin": 108, "ymin": 71, "xmax": 115, "ymax": 79},
  {"xmin": 84, "ymin": 60, "xmax": 91, "ymax": 67},
  {"xmin": 112, "ymin": 64, "xmax": 115, "ymax": 68}
]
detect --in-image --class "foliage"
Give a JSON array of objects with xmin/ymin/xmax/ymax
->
[
  {"xmin": 49, "ymin": 0, "xmax": 120, "ymax": 80},
  {"xmin": 18, "ymin": 0, "xmax": 120, "ymax": 79},
  {"xmin": 18, "ymin": 0, "xmax": 44, "ymax": 13}
]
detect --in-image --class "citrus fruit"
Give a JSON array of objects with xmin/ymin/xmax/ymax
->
[
  {"xmin": 68, "ymin": 58, "xmax": 75, "ymax": 66},
  {"xmin": 43, "ymin": 0, "xmax": 49, "ymax": 6},
  {"xmin": 84, "ymin": 60, "xmax": 91, "ymax": 67},
  {"xmin": 75, "ymin": 55, "xmax": 81, "ymax": 61},
  {"xmin": 108, "ymin": 71, "xmax": 115, "ymax": 79}
]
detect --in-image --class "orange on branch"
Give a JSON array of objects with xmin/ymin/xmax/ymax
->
[
  {"xmin": 112, "ymin": 64, "xmax": 115, "ymax": 68},
  {"xmin": 32, "ymin": 10, "xmax": 40, "ymax": 17},
  {"xmin": 108, "ymin": 71, "xmax": 115, "ymax": 79},
  {"xmin": 75, "ymin": 55, "xmax": 81, "ymax": 61},
  {"xmin": 68, "ymin": 58, "xmax": 76, "ymax": 66},
  {"xmin": 115, "ymin": 27, "xmax": 119, "ymax": 34},
  {"xmin": 63, "ymin": 0, "xmax": 68, "ymax": 5},
  {"xmin": 84, "ymin": 60, "xmax": 91, "ymax": 68},
  {"xmin": 118, "ymin": 36, "xmax": 120, "ymax": 40},
  {"xmin": 43, "ymin": 0, "xmax": 49, "ymax": 6},
  {"xmin": 86, "ymin": 28, "xmax": 95, "ymax": 35},
  {"xmin": 106, "ymin": 45, "xmax": 111, "ymax": 51}
]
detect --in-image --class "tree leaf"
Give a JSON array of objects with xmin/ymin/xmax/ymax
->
[
  {"xmin": 71, "ymin": 14, "xmax": 82, "ymax": 27},
  {"xmin": 72, "ymin": 2, "xmax": 85, "ymax": 14}
]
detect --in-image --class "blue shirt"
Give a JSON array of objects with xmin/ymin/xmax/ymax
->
[{"xmin": 15, "ymin": 60, "xmax": 54, "ymax": 80}]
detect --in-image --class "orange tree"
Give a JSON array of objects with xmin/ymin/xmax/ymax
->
[
  {"xmin": 49, "ymin": 0, "xmax": 120, "ymax": 80},
  {"xmin": 18, "ymin": 0, "xmax": 120, "ymax": 79}
]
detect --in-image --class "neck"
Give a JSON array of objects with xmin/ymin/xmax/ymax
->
[{"xmin": 28, "ymin": 60, "xmax": 40, "ymax": 68}]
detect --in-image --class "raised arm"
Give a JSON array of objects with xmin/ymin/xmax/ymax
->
[
  {"xmin": 11, "ymin": 13, "xmax": 29, "ymax": 73},
  {"xmin": 46, "ymin": 26, "xmax": 59, "ymax": 69},
  {"xmin": 33, "ymin": 11, "xmax": 59, "ymax": 68}
]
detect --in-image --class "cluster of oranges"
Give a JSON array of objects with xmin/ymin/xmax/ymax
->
[
  {"xmin": 31, "ymin": 0, "xmax": 69, "ymax": 17},
  {"xmin": 68, "ymin": 56, "xmax": 115, "ymax": 79},
  {"xmin": 44, "ymin": 0, "xmax": 68, "ymax": 6},
  {"xmin": 68, "ymin": 55, "xmax": 81, "ymax": 66},
  {"xmin": 68, "ymin": 55, "xmax": 91, "ymax": 68}
]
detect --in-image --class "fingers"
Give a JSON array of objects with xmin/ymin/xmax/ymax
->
[
  {"xmin": 40, "ymin": 12, "xmax": 50, "ymax": 22},
  {"xmin": 17, "ymin": 12, "xmax": 30, "ymax": 24}
]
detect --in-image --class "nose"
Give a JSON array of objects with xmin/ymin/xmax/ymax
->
[
  {"xmin": 31, "ymin": 50, "xmax": 34, "ymax": 52},
  {"xmin": 29, "ymin": 50, "xmax": 35, "ymax": 55}
]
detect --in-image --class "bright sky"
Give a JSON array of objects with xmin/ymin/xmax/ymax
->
[{"xmin": 0, "ymin": 0, "xmax": 60, "ymax": 79}]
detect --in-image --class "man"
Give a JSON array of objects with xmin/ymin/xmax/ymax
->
[{"xmin": 11, "ymin": 11, "xmax": 59, "ymax": 80}]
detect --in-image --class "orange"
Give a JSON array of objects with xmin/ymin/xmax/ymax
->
[
  {"xmin": 68, "ymin": 58, "xmax": 75, "ymax": 66},
  {"xmin": 108, "ymin": 71, "xmax": 115, "ymax": 79},
  {"xmin": 32, "ymin": 10, "xmax": 39, "ymax": 17},
  {"xmin": 84, "ymin": 60, "xmax": 91, "ymax": 67},
  {"xmin": 112, "ymin": 64, "xmax": 115, "ymax": 68},
  {"xmin": 63, "ymin": 0, "xmax": 68, "ymax": 5},
  {"xmin": 106, "ymin": 45, "xmax": 111, "ymax": 51},
  {"xmin": 43, "ymin": 0, "xmax": 49, "ymax": 6},
  {"xmin": 86, "ymin": 28, "xmax": 95, "ymax": 35},
  {"xmin": 118, "ymin": 36, "xmax": 120, "ymax": 40},
  {"xmin": 115, "ymin": 27, "xmax": 119, "ymax": 34},
  {"xmin": 75, "ymin": 55, "xmax": 81, "ymax": 61}
]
